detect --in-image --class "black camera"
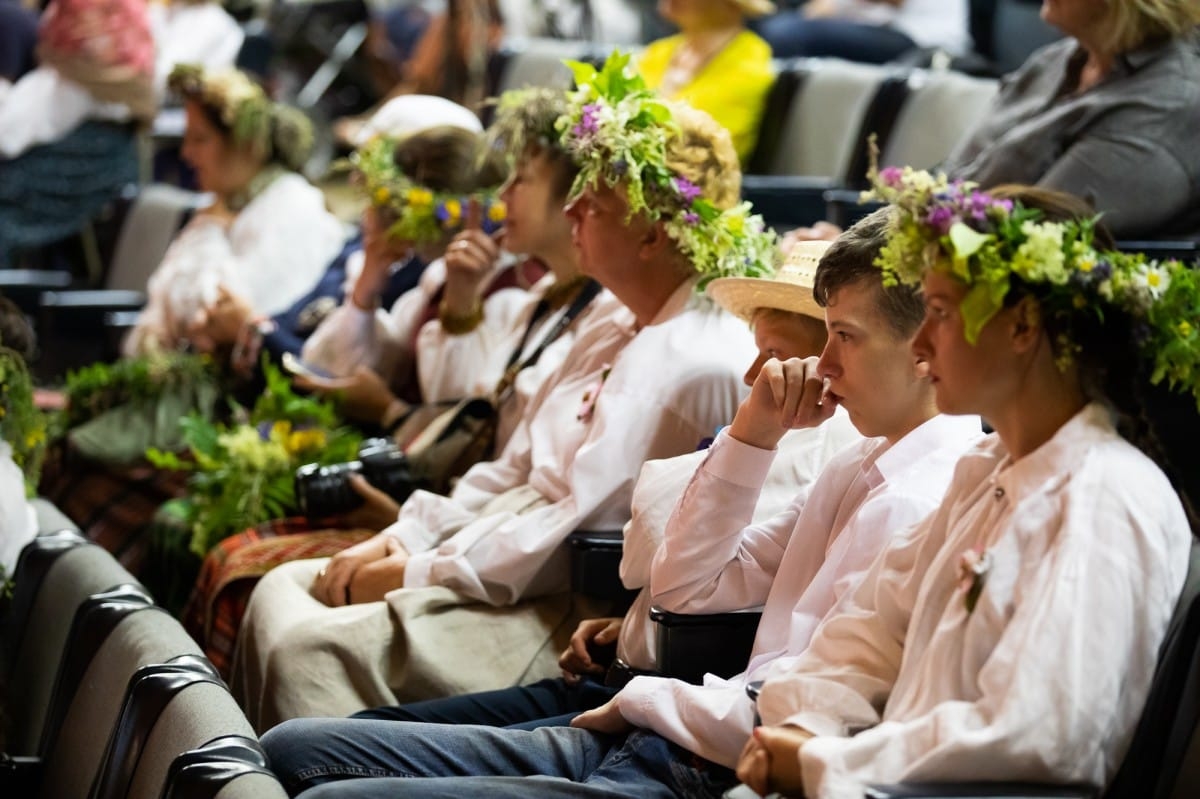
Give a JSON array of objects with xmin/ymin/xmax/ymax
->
[{"xmin": 294, "ymin": 438, "xmax": 422, "ymax": 519}]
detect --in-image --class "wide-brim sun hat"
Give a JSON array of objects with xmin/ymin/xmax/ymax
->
[
  {"xmin": 706, "ymin": 240, "xmax": 832, "ymax": 322},
  {"xmin": 729, "ymin": 0, "xmax": 776, "ymax": 18},
  {"xmin": 355, "ymin": 95, "xmax": 483, "ymax": 145}
]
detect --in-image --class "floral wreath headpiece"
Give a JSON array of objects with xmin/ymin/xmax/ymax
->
[
  {"xmin": 0, "ymin": 346, "xmax": 48, "ymax": 494},
  {"xmin": 168, "ymin": 64, "xmax": 313, "ymax": 171},
  {"xmin": 349, "ymin": 135, "xmax": 505, "ymax": 245},
  {"xmin": 865, "ymin": 163, "xmax": 1200, "ymax": 407},
  {"xmin": 557, "ymin": 51, "xmax": 777, "ymax": 285},
  {"xmin": 486, "ymin": 87, "xmax": 569, "ymax": 164}
]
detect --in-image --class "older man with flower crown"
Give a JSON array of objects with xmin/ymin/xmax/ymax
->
[{"xmin": 229, "ymin": 53, "xmax": 766, "ymax": 730}]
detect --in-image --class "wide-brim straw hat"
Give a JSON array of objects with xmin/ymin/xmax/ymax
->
[
  {"xmin": 707, "ymin": 240, "xmax": 832, "ymax": 322},
  {"xmin": 356, "ymin": 95, "xmax": 483, "ymax": 145},
  {"xmin": 729, "ymin": 0, "xmax": 776, "ymax": 18}
]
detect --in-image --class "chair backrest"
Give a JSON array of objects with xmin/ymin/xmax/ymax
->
[
  {"xmin": 4, "ymin": 535, "xmax": 143, "ymax": 756},
  {"xmin": 105, "ymin": 184, "xmax": 204, "ymax": 293},
  {"xmin": 494, "ymin": 37, "xmax": 595, "ymax": 94},
  {"xmin": 38, "ymin": 610, "xmax": 203, "ymax": 799},
  {"xmin": 876, "ymin": 69, "xmax": 999, "ymax": 173},
  {"xmin": 29, "ymin": 496, "xmax": 81, "ymax": 535},
  {"xmin": 752, "ymin": 58, "xmax": 896, "ymax": 180},
  {"xmin": 163, "ymin": 735, "xmax": 287, "ymax": 799},
  {"xmin": 1104, "ymin": 538, "xmax": 1200, "ymax": 799},
  {"xmin": 111, "ymin": 661, "xmax": 259, "ymax": 799}
]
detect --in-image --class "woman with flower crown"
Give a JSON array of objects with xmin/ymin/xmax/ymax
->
[
  {"xmin": 180, "ymin": 90, "xmax": 600, "ymax": 678},
  {"xmin": 123, "ymin": 65, "xmax": 347, "ymax": 357},
  {"xmin": 227, "ymin": 53, "xmax": 764, "ymax": 730},
  {"xmin": 731, "ymin": 172, "xmax": 1199, "ymax": 798}
]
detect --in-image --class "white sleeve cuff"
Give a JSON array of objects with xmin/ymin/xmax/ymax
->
[{"xmin": 702, "ymin": 428, "xmax": 777, "ymax": 489}]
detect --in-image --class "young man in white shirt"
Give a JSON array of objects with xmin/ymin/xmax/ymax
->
[{"xmin": 261, "ymin": 206, "xmax": 982, "ymax": 798}]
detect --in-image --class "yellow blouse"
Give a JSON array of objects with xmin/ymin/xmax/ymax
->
[{"xmin": 637, "ymin": 29, "xmax": 774, "ymax": 165}]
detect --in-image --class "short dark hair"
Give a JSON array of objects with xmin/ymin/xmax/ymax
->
[{"xmin": 812, "ymin": 207, "xmax": 925, "ymax": 338}]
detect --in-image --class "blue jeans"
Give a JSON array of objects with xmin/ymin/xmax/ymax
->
[
  {"xmin": 263, "ymin": 721, "xmax": 738, "ymax": 798},
  {"xmin": 753, "ymin": 16, "xmax": 917, "ymax": 63},
  {"xmin": 351, "ymin": 675, "xmax": 618, "ymax": 730}
]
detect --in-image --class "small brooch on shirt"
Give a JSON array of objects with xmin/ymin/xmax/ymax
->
[
  {"xmin": 957, "ymin": 545, "xmax": 993, "ymax": 614},
  {"xmin": 575, "ymin": 364, "xmax": 612, "ymax": 423}
]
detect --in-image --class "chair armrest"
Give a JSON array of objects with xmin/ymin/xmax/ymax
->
[
  {"xmin": 1115, "ymin": 240, "xmax": 1199, "ymax": 262},
  {"xmin": 0, "ymin": 754, "xmax": 43, "ymax": 797},
  {"xmin": 741, "ymin": 175, "xmax": 838, "ymax": 231},
  {"xmin": 822, "ymin": 189, "xmax": 886, "ymax": 229},
  {"xmin": 0, "ymin": 270, "xmax": 73, "ymax": 316},
  {"xmin": 864, "ymin": 784, "xmax": 1097, "ymax": 799},
  {"xmin": 650, "ymin": 605, "xmax": 763, "ymax": 684},
  {"xmin": 566, "ymin": 530, "xmax": 637, "ymax": 606}
]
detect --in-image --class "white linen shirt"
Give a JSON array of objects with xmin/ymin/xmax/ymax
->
[
  {"xmin": 384, "ymin": 280, "xmax": 756, "ymax": 606},
  {"xmin": 0, "ymin": 68, "xmax": 133, "ymax": 159},
  {"xmin": 756, "ymin": 404, "xmax": 1191, "ymax": 798},
  {"xmin": 416, "ymin": 274, "xmax": 602, "ymax": 452},
  {"xmin": 149, "ymin": 2, "xmax": 244, "ymax": 98},
  {"xmin": 617, "ymin": 413, "xmax": 983, "ymax": 767},
  {"xmin": 616, "ymin": 412, "xmax": 863, "ymax": 671},
  {"xmin": 125, "ymin": 172, "xmax": 347, "ymax": 355}
]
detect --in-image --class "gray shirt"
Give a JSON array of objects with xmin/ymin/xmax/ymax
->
[{"xmin": 942, "ymin": 33, "xmax": 1200, "ymax": 239}]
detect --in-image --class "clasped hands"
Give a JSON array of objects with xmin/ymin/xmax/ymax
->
[{"xmin": 311, "ymin": 514, "xmax": 409, "ymax": 607}]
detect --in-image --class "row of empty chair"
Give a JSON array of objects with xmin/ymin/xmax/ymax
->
[{"xmin": 1, "ymin": 522, "xmax": 286, "ymax": 798}]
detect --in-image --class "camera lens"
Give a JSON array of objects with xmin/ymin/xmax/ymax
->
[{"xmin": 294, "ymin": 460, "xmax": 366, "ymax": 519}]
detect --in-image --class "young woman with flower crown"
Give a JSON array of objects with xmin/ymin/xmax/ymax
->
[
  {"xmin": 227, "ymin": 53, "xmax": 765, "ymax": 731},
  {"xmin": 732, "ymin": 171, "xmax": 1199, "ymax": 798},
  {"xmin": 123, "ymin": 65, "xmax": 347, "ymax": 357},
  {"xmin": 296, "ymin": 88, "xmax": 597, "ymax": 459}
]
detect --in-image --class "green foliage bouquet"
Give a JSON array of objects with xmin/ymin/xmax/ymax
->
[
  {"xmin": 148, "ymin": 362, "xmax": 362, "ymax": 556},
  {"xmin": 0, "ymin": 346, "xmax": 49, "ymax": 495}
]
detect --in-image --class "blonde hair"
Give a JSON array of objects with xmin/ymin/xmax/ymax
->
[
  {"xmin": 1102, "ymin": 0, "xmax": 1200, "ymax": 54},
  {"xmin": 662, "ymin": 103, "xmax": 742, "ymax": 210}
]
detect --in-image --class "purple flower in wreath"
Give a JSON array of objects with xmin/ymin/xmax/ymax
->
[
  {"xmin": 878, "ymin": 166, "xmax": 904, "ymax": 188},
  {"xmin": 672, "ymin": 176, "xmax": 703, "ymax": 204},
  {"xmin": 611, "ymin": 158, "xmax": 628, "ymax": 177},
  {"xmin": 682, "ymin": 210, "xmax": 700, "ymax": 225},
  {"xmin": 573, "ymin": 103, "xmax": 601, "ymax": 138},
  {"xmin": 925, "ymin": 205, "xmax": 957, "ymax": 236}
]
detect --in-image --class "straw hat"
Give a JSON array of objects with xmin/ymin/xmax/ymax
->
[
  {"xmin": 729, "ymin": 0, "xmax": 776, "ymax": 18},
  {"xmin": 355, "ymin": 95, "xmax": 483, "ymax": 145},
  {"xmin": 706, "ymin": 240, "xmax": 832, "ymax": 322}
]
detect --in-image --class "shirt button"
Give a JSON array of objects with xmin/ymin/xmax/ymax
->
[{"xmin": 994, "ymin": 487, "xmax": 1005, "ymax": 500}]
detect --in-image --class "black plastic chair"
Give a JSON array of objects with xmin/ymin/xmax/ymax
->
[{"xmin": 650, "ymin": 605, "xmax": 762, "ymax": 685}]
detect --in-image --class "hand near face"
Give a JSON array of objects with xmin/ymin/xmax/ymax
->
[
  {"xmin": 728, "ymin": 356, "xmax": 836, "ymax": 450},
  {"xmin": 293, "ymin": 365, "xmax": 397, "ymax": 425},
  {"xmin": 735, "ymin": 725, "xmax": 814, "ymax": 797},
  {"xmin": 558, "ymin": 616, "xmax": 622, "ymax": 684},
  {"xmin": 442, "ymin": 200, "xmax": 502, "ymax": 315}
]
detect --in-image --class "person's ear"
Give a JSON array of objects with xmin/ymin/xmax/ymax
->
[
  {"xmin": 638, "ymin": 219, "xmax": 672, "ymax": 260},
  {"xmin": 1010, "ymin": 296, "xmax": 1043, "ymax": 354}
]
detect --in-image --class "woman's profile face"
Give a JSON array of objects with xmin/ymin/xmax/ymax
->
[
  {"xmin": 499, "ymin": 152, "xmax": 570, "ymax": 259},
  {"xmin": 181, "ymin": 100, "xmax": 266, "ymax": 200},
  {"xmin": 911, "ymin": 270, "xmax": 1024, "ymax": 418},
  {"xmin": 563, "ymin": 183, "xmax": 647, "ymax": 285}
]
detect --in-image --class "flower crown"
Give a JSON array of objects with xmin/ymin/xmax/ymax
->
[
  {"xmin": 168, "ymin": 64, "xmax": 313, "ymax": 171},
  {"xmin": 0, "ymin": 347, "xmax": 48, "ymax": 494},
  {"xmin": 865, "ymin": 164, "xmax": 1200, "ymax": 407},
  {"xmin": 349, "ymin": 135, "xmax": 505, "ymax": 245},
  {"xmin": 487, "ymin": 87, "xmax": 568, "ymax": 164},
  {"xmin": 557, "ymin": 51, "xmax": 776, "ymax": 284}
]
